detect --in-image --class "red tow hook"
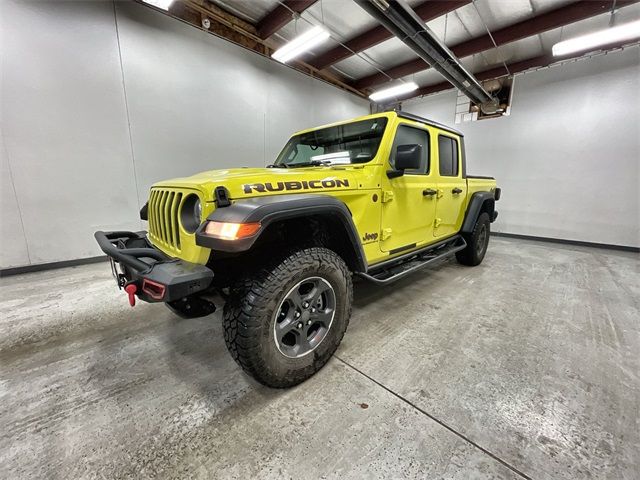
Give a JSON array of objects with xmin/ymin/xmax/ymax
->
[{"xmin": 124, "ymin": 283, "xmax": 138, "ymax": 307}]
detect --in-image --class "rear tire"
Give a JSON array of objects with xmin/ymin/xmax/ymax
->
[
  {"xmin": 456, "ymin": 212, "xmax": 490, "ymax": 266},
  {"xmin": 222, "ymin": 247, "xmax": 352, "ymax": 388}
]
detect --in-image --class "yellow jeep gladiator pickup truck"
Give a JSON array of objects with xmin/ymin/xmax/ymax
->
[{"xmin": 95, "ymin": 111, "xmax": 500, "ymax": 387}]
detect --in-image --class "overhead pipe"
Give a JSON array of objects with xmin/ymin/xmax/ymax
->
[{"xmin": 355, "ymin": 0, "xmax": 499, "ymax": 112}]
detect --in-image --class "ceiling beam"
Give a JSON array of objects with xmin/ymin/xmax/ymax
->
[
  {"xmin": 308, "ymin": 0, "xmax": 470, "ymax": 70},
  {"xmin": 139, "ymin": 1, "xmax": 366, "ymax": 97},
  {"xmin": 397, "ymin": 39, "xmax": 639, "ymax": 101},
  {"xmin": 355, "ymin": 0, "xmax": 639, "ymax": 90},
  {"xmin": 256, "ymin": 0, "xmax": 318, "ymax": 39},
  {"xmin": 356, "ymin": 0, "xmax": 493, "ymax": 106},
  {"xmin": 182, "ymin": 0, "xmax": 260, "ymax": 40}
]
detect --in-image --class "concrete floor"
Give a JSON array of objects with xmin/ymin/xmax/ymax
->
[{"xmin": 1, "ymin": 238, "xmax": 638, "ymax": 479}]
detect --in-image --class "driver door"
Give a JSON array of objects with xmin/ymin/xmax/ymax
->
[{"xmin": 380, "ymin": 124, "xmax": 438, "ymax": 253}]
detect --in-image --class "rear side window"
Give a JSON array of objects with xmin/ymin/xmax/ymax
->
[
  {"xmin": 438, "ymin": 135, "xmax": 459, "ymax": 177},
  {"xmin": 390, "ymin": 125, "xmax": 430, "ymax": 174}
]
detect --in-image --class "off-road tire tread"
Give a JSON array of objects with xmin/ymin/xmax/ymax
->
[{"xmin": 222, "ymin": 247, "xmax": 352, "ymax": 388}]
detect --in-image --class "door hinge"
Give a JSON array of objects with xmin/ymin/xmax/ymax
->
[
  {"xmin": 434, "ymin": 218, "xmax": 442, "ymax": 228},
  {"xmin": 437, "ymin": 188, "xmax": 444, "ymax": 199},
  {"xmin": 382, "ymin": 191, "xmax": 394, "ymax": 203},
  {"xmin": 382, "ymin": 228, "xmax": 392, "ymax": 240}
]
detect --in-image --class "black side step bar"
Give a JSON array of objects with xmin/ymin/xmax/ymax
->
[{"xmin": 358, "ymin": 235, "xmax": 467, "ymax": 285}]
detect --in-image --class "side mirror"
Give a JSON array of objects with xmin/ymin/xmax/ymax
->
[{"xmin": 388, "ymin": 144, "xmax": 422, "ymax": 178}]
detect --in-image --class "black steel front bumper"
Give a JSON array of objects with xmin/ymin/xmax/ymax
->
[{"xmin": 94, "ymin": 231, "xmax": 214, "ymax": 303}]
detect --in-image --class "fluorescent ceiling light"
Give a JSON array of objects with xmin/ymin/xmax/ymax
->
[
  {"xmin": 272, "ymin": 26, "xmax": 330, "ymax": 63},
  {"xmin": 552, "ymin": 19, "xmax": 640, "ymax": 56},
  {"xmin": 142, "ymin": 0, "xmax": 174, "ymax": 10},
  {"xmin": 369, "ymin": 82, "xmax": 419, "ymax": 102}
]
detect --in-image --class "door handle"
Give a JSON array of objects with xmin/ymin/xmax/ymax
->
[
  {"xmin": 452, "ymin": 187, "xmax": 463, "ymax": 194},
  {"xmin": 423, "ymin": 188, "xmax": 437, "ymax": 196}
]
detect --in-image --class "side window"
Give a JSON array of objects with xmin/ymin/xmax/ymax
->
[
  {"xmin": 390, "ymin": 125, "xmax": 430, "ymax": 175},
  {"xmin": 438, "ymin": 135, "xmax": 459, "ymax": 177}
]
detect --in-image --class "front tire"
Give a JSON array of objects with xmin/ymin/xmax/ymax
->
[
  {"xmin": 456, "ymin": 212, "xmax": 490, "ymax": 266},
  {"xmin": 222, "ymin": 247, "xmax": 352, "ymax": 388}
]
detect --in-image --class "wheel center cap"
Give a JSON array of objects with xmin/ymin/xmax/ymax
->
[{"xmin": 301, "ymin": 310, "xmax": 311, "ymax": 322}]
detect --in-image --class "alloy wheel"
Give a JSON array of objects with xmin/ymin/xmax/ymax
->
[{"xmin": 273, "ymin": 277, "xmax": 336, "ymax": 358}]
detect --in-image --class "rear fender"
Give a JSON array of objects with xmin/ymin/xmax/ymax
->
[{"xmin": 461, "ymin": 192, "xmax": 496, "ymax": 233}]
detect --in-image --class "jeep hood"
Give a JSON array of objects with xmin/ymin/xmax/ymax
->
[{"xmin": 152, "ymin": 167, "xmax": 364, "ymax": 201}]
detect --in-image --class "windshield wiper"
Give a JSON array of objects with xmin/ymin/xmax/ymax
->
[
  {"xmin": 288, "ymin": 160, "xmax": 332, "ymax": 168},
  {"xmin": 266, "ymin": 163, "xmax": 288, "ymax": 168}
]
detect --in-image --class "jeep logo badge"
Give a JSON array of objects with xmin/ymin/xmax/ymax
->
[{"xmin": 362, "ymin": 232, "xmax": 378, "ymax": 242}]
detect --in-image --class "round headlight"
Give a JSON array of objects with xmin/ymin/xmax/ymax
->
[{"xmin": 180, "ymin": 194, "xmax": 202, "ymax": 233}]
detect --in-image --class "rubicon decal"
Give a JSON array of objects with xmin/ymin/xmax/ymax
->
[{"xmin": 243, "ymin": 179, "xmax": 349, "ymax": 194}]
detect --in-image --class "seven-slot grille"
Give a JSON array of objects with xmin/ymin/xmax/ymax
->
[{"xmin": 148, "ymin": 189, "xmax": 183, "ymax": 251}]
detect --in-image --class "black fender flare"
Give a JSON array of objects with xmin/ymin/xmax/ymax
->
[
  {"xmin": 195, "ymin": 194, "xmax": 367, "ymax": 272},
  {"xmin": 461, "ymin": 191, "xmax": 496, "ymax": 233}
]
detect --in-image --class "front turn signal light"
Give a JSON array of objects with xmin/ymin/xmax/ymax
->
[{"xmin": 203, "ymin": 221, "xmax": 261, "ymax": 240}]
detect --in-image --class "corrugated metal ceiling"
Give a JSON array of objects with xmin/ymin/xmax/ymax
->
[{"xmin": 211, "ymin": 0, "xmax": 639, "ymax": 94}]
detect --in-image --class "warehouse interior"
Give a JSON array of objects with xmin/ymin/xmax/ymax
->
[{"xmin": 1, "ymin": 0, "xmax": 638, "ymax": 478}]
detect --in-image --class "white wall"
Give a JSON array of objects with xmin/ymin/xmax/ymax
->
[
  {"xmin": 405, "ymin": 47, "xmax": 640, "ymax": 248},
  {"xmin": 0, "ymin": 0, "xmax": 368, "ymax": 269}
]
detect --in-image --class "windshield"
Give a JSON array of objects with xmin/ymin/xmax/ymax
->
[{"xmin": 274, "ymin": 117, "xmax": 388, "ymax": 167}]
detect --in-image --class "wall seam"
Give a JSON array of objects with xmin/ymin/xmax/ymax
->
[
  {"xmin": 1, "ymin": 131, "xmax": 32, "ymax": 264},
  {"xmin": 112, "ymin": 0, "xmax": 142, "ymax": 227}
]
